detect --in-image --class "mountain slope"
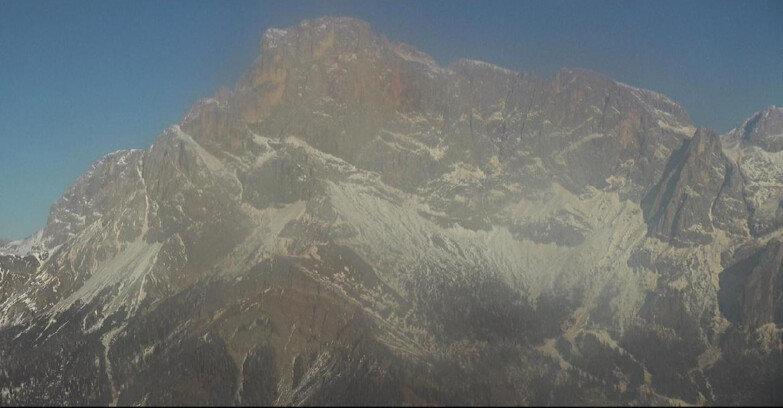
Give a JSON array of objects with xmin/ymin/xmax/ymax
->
[{"xmin": 1, "ymin": 17, "xmax": 781, "ymax": 406}]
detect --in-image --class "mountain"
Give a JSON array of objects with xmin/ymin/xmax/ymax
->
[{"xmin": 1, "ymin": 17, "xmax": 781, "ymax": 406}]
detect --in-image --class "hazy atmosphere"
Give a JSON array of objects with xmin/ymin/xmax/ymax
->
[
  {"xmin": 1, "ymin": 2, "xmax": 782, "ymax": 406},
  {"xmin": 1, "ymin": 0, "xmax": 781, "ymax": 239}
]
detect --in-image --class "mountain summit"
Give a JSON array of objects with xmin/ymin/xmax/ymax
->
[{"xmin": 1, "ymin": 17, "xmax": 781, "ymax": 406}]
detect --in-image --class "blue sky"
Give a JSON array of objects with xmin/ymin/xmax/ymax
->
[{"xmin": 1, "ymin": 1, "xmax": 781, "ymax": 240}]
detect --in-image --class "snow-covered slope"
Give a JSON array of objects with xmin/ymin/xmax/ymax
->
[{"xmin": 1, "ymin": 17, "xmax": 781, "ymax": 407}]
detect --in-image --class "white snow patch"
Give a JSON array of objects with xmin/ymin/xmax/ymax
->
[
  {"xmin": 457, "ymin": 59, "xmax": 515, "ymax": 76},
  {"xmin": 0, "ymin": 230, "xmax": 45, "ymax": 256},
  {"xmin": 53, "ymin": 239, "xmax": 162, "ymax": 314},
  {"xmin": 657, "ymin": 119, "xmax": 697, "ymax": 137}
]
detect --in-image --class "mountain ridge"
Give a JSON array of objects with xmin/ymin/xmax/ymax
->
[{"xmin": 1, "ymin": 16, "xmax": 781, "ymax": 406}]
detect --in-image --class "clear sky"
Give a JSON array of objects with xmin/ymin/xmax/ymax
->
[{"xmin": 1, "ymin": 1, "xmax": 781, "ymax": 240}]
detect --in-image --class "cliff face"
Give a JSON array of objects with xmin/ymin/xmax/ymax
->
[
  {"xmin": 643, "ymin": 128, "xmax": 748, "ymax": 246},
  {"xmin": 723, "ymin": 106, "xmax": 783, "ymax": 236},
  {"xmin": 1, "ymin": 17, "xmax": 781, "ymax": 406},
  {"xmin": 719, "ymin": 238, "xmax": 783, "ymax": 329},
  {"xmin": 742, "ymin": 239, "xmax": 783, "ymax": 327}
]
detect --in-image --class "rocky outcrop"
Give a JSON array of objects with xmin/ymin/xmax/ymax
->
[
  {"xmin": 743, "ymin": 239, "xmax": 783, "ymax": 327},
  {"xmin": 723, "ymin": 107, "xmax": 783, "ymax": 236},
  {"xmin": 726, "ymin": 106, "xmax": 783, "ymax": 152},
  {"xmin": 642, "ymin": 128, "xmax": 748, "ymax": 245},
  {"xmin": 721, "ymin": 239, "xmax": 783, "ymax": 328}
]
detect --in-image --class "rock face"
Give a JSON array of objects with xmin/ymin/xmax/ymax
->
[
  {"xmin": 723, "ymin": 106, "xmax": 783, "ymax": 236},
  {"xmin": 727, "ymin": 106, "xmax": 783, "ymax": 152},
  {"xmin": 643, "ymin": 128, "xmax": 748, "ymax": 246},
  {"xmin": 719, "ymin": 238, "xmax": 783, "ymax": 328},
  {"xmin": 742, "ymin": 239, "xmax": 783, "ymax": 327},
  {"xmin": 1, "ymin": 17, "xmax": 782, "ymax": 406}
]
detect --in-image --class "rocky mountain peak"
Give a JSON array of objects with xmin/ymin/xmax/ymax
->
[
  {"xmin": 643, "ymin": 127, "xmax": 748, "ymax": 245},
  {"xmin": 167, "ymin": 17, "xmax": 708, "ymax": 209},
  {"xmin": 261, "ymin": 16, "xmax": 373, "ymax": 49},
  {"xmin": 721, "ymin": 106, "xmax": 783, "ymax": 236},
  {"xmin": 726, "ymin": 105, "xmax": 783, "ymax": 152},
  {"xmin": 2, "ymin": 16, "xmax": 782, "ymax": 407},
  {"xmin": 253, "ymin": 16, "xmax": 379, "ymax": 77}
]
